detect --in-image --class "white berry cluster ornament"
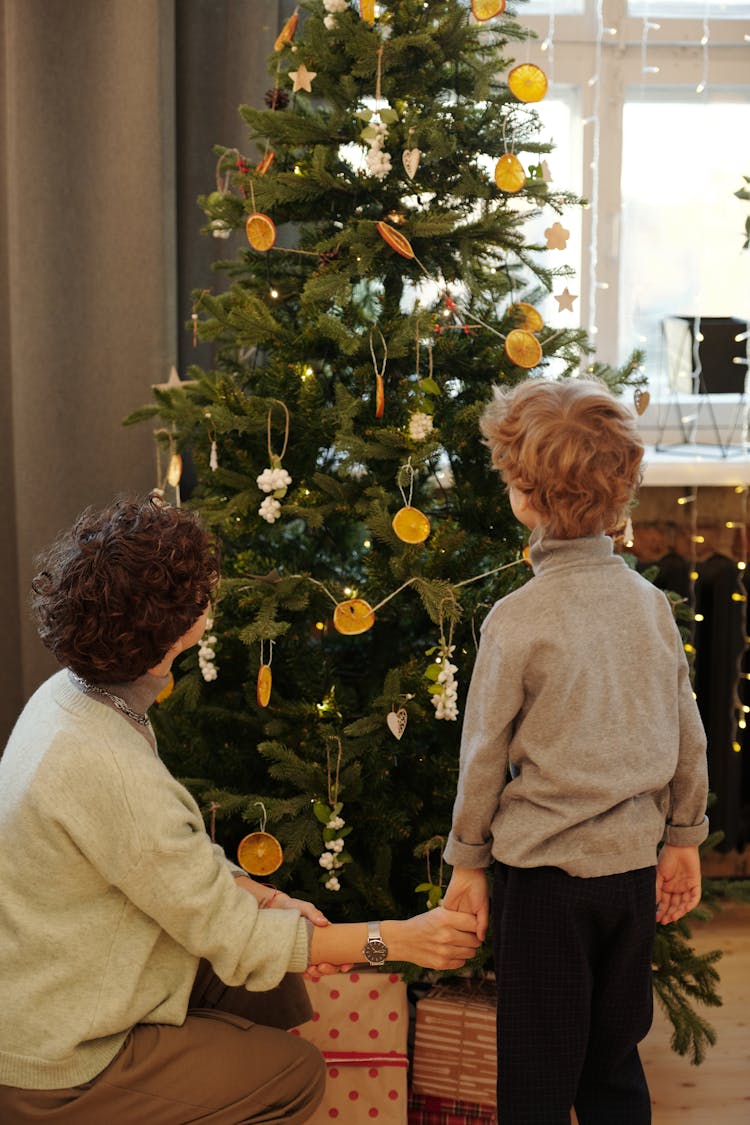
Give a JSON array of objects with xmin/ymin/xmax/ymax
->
[
  {"xmin": 358, "ymin": 46, "xmax": 398, "ymax": 182},
  {"xmin": 258, "ymin": 402, "xmax": 292, "ymax": 523},
  {"xmin": 313, "ymin": 801, "xmax": 351, "ymax": 892},
  {"xmin": 425, "ymin": 640, "xmax": 459, "ymax": 721},
  {"xmin": 198, "ymin": 618, "xmax": 219, "ymax": 682},
  {"xmin": 323, "ymin": 0, "xmax": 347, "ymax": 29},
  {"xmin": 409, "ymin": 411, "xmax": 434, "ymax": 441}
]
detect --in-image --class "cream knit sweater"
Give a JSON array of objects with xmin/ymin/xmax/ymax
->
[
  {"xmin": 445, "ymin": 531, "xmax": 709, "ymax": 876},
  {"xmin": 0, "ymin": 671, "xmax": 310, "ymax": 1090}
]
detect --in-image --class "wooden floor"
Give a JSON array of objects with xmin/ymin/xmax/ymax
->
[{"xmin": 641, "ymin": 900, "xmax": 750, "ymax": 1123}]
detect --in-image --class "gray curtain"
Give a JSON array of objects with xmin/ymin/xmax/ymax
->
[{"xmin": 0, "ymin": 0, "xmax": 288, "ymax": 742}]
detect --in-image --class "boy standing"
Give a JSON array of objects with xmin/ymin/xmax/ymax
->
[{"xmin": 443, "ymin": 378, "xmax": 708, "ymax": 1125}]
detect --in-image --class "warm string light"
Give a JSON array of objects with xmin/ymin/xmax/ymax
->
[
  {"xmin": 732, "ymin": 486, "xmax": 749, "ymax": 750},
  {"xmin": 696, "ymin": 17, "xmax": 710, "ymax": 95},
  {"xmin": 585, "ymin": 0, "xmax": 604, "ymax": 343},
  {"xmin": 641, "ymin": 2, "xmax": 661, "ymax": 78},
  {"xmin": 540, "ymin": 3, "xmax": 556, "ymax": 84}
]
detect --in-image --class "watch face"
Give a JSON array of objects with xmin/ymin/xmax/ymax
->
[{"xmin": 363, "ymin": 937, "xmax": 388, "ymax": 965}]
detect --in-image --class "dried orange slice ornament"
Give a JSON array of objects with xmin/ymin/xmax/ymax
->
[
  {"xmin": 508, "ymin": 303, "xmax": 544, "ymax": 332},
  {"xmin": 359, "ymin": 0, "xmax": 376, "ymax": 24},
  {"xmin": 505, "ymin": 329, "xmax": 543, "ymax": 369},
  {"xmin": 494, "ymin": 154, "xmax": 526, "ymax": 193},
  {"xmin": 508, "ymin": 63, "xmax": 548, "ymax": 104},
  {"xmin": 392, "ymin": 506, "xmax": 431, "ymax": 544},
  {"xmin": 333, "ymin": 598, "xmax": 376, "ymax": 636},
  {"xmin": 237, "ymin": 831, "xmax": 284, "ymax": 876},
  {"xmin": 274, "ymin": 10, "xmax": 299, "ymax": 51},
  {"xmin": 376, "ymin": 221, "xmax": 415, "ymax": 260},
  {"xmin": 245, "ymin": 212, "xmax": 277, "ymax": 252},
  {"xmin": 471, "ymin": 0, "xmax": 506, "ymax": 18},
  {"xmin": 257, "ymin": 664, "xmax": 272, "ymax": 708},
  {"xmin": 375, "ymin": 373, "xmax": 385, "ymax": 418}
]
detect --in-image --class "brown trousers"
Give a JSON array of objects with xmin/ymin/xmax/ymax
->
[{"xmin": 0, "ymin": 962, "xmax": 326, "ymax": 1123}]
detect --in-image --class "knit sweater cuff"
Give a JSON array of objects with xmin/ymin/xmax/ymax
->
[
  {"xmin": 443, "ymin": 833, "xmax": 493, "ymax": 869},
  {"xmin": 663, "ymin": 815, "xmax": 709, "ymax": 847},
  {"xmin": 287, "ymin": 917, "xmax": 312, "ymax": 973}
]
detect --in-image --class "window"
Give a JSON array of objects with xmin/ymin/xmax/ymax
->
[{"xmin": 518, "ymin": 0, "xmax": 750, "ymax": 395}]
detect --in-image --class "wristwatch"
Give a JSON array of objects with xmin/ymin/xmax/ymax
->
[{"xmin": 362, "ymin": 920, "xmax": 389, "ymax": 966}]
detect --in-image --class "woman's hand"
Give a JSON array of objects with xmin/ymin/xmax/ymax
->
[{"xmin": 384, "ymin": 906, "xmax": 481, "ymax": 970}]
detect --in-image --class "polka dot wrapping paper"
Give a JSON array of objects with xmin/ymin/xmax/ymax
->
[{"xmin": 291, "ymin": 970, "xmax": 409, "ymax": 1123}]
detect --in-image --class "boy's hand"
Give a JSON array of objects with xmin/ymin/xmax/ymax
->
[
  {"xmin": 656, "ymin": 844, "xmax": 702, "ymax": 924},
  {"xmin": 443, "ymin": 866, "xmax": 489, "ymax": 942}
]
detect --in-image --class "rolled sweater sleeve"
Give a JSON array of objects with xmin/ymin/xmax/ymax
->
[{"xmin": 663, "ymin": 634, "xmax": 709, "ymax": 847}]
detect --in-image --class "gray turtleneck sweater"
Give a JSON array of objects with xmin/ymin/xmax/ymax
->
[{"xmin": 445, "ymin": 530, "xmax": 708, "ymax": 877}]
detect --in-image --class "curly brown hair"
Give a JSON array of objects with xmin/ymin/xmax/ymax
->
[
  {"xmin": 31, "ymin": 495, "xmax": 221, "ymax": 683},
  {"xmin": 480, "ymin": 377, "xmax": 644, "ymax": 539}
]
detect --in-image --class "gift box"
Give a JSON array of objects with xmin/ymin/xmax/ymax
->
[
  {"xmin": 411, "ymin": 982, "xmax": 497, "ymax": 1106},
  {"xmin": 292, "ymin": 971, "xmax": 409, "ymax": 1123},
  {"xmin": 407, "ymin": 1090, "xmax": 497, "ymax": 1124}
]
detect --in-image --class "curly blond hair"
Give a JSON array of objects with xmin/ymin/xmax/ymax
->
[{"xmin": 480, "ymin": 378, "xmax": 644, "ymax": 539}]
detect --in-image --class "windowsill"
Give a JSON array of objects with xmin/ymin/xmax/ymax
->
[{"xmin": 635, "ymin": 394, "xmax": 750, "ymax": 484}]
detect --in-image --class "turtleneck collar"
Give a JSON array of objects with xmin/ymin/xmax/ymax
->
[{"xmin": 528, "ymin": 525, "xmax": 616, "ymax": 577}]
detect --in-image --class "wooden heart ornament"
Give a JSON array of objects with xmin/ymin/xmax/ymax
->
[
  {"xmin": 386, "ymin": 708, "xmax": 408, "ymax": 740},
  {"xmin": 402, "ymin": 148, "xmax": 421, "ymax": 180},
  {"xmin": 634, "ymin": 388, "xmax": 650, "ymax": 416}
]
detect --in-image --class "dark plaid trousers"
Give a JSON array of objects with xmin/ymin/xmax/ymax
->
[{"xmin": 492, "ymin": 862, "xmax": 656, "ymax": 1125}]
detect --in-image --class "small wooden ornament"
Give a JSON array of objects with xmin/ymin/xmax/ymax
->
[
  {"xmin": 544, "ymin": 221, "xmax": 570, "ymax": 250},
  {"xmin": 402, "ymin": 148, "xmax": 421, "ymax": 180},
  {"xmin": 386, "ymin": 708, "xmax": 408, "ymax": 740},
  {"xmin": 634, "ymin": 388, "xmax": 651, "ymax": 416}
]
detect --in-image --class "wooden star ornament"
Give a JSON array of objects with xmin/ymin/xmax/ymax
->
[
  {"xmin": 289, "ymin": 63, "xmax": 316, "ymax": 93},
  {"xmin": 152, "ymin": 365, "xmax": 198, "ymax": 391},
  {"xmin": 554, "ymin": 287, "xmax": 578, "ymax": 312}
]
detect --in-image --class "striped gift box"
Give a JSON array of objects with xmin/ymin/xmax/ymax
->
[{"xmin": 411, "ymin": 982, "xmax": 497, "ymax": 1106}]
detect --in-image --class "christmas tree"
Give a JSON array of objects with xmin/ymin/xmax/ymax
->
[{"xmin": 127, "ymin": 0, "xmax": 728, "ymax": 1063}]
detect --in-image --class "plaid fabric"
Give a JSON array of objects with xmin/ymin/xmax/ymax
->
[{"xmin": 408, "ymin": 1090, "xmax": 497, "ymax": 1124}]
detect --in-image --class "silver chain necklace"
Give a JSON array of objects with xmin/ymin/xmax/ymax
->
[{"xmin": 70, "ymin": 672, "xmax": 150, "ymax": 727}]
